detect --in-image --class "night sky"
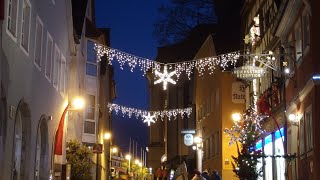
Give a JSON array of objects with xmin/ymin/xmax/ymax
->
[{"xmin": 95, "ymin": 1, "xmax": 168, "ymax": 154}]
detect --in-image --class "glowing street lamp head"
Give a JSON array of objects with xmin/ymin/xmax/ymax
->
[
  {"xmin": 111, "ymin": 147, "xmax": 118, "ymax": 153},
  {"xmin": 135, "ymin": 159, "xmax": 140, "ymax": 164},
  {"xmin": 125, "ymin": 154, "xmax": 131, "ymax": 160},
  {"xmin": 71, "ymin": 97, "xmax": 85, "ymax": 110},
  {"xmin": 104, "ymin": 132, "xmax": 111, "ymax": 140}
]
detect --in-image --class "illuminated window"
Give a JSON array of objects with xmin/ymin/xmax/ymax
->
[{"xmin": 264, "ymin": 134, "xmax": 273, "ymax": 180}]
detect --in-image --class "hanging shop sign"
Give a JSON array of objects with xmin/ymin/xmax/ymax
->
[
  {"xmin": 184, "ymin": 134, "xmax": 194, "ymax": 146},
  {"xmin": 233, "ymin": 65, "xmax": 264, "ymax": 80},
  {"xmin": 232, "ymin": 82, "xmax": 245, "ymax": 104}
]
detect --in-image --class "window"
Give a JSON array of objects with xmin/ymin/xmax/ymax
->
[
  {"xmin": 7, "ymin": 0, "xmax": 18, "ymax": 38},
  {"xmin": 275, "ymin": 129, "xmax": 285, "ymax": 180},
  {"xmin": 294, "ymin": 19, "xmax": 302, "ymax": 61},
  {"xmin": 53, "ymin": 45, "xmax": 60, "ymax": 89},
  {"xmin": 60, "ymin": 55, "xmax": 66, "ymax": 94},
  {"xmin": 305, "ymin": 106, "xmax": 313, "ymax": 151},
  {"xmin": 34, "ymin": 17, "xmax": 44, "ymax": 69},
  {"xmin": 84, "ymin": 121, "xmax": 95, "ymax": 134},
  {"xmin": 302, "ymin": 10, "xmax": 310, "ymax": 51},
  {"xmin": 21, "ymin": 0, "xmax": 31, "ymax": 52},
  {"xmin": 86, "ymin": 0, "xmax": 91, "ymax": 19},
  {"xmin": 212, "ymin": 131, "xmax": 219, "ymax": 157},
  {"xmin": 205, "ymin": 138, "xmax": 209, "ymax": 159},
  {"xmin": 264, "ymin": 134, "xmax": 273, "ymax": 180},
  {"xmin": 299, "ymin": 115, "xmax": 305, "ymax": 155},
  {"xmin": 45, "ymin": 33, "xmax": 53, "ymax": 80},
  {"xmin": 86, "ymin": 40, "xmax": 97, "ymax": 77},
  {"xmin": 86, "ymin": 95, "xmax": 95, "ymax": 120}
]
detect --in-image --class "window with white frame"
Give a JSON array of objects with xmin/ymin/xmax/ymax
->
[
  {"xmin": 84, "ymin": 94, "xmax": 96, "ymax": 134},
  {"xmin": 45, "ymin": 33, "xmax": 53, "ymax": 80},
  {"xmin": 86, "ymin": 40, "xmax": 97, "ymax": 77},
  {"xmin": 60, "ymin": 55, "xmax": 66, "ymax": 94},
  {"xmin": 21, "ymin": 0, "xmax": 31, "ymax": 52},
  {"xmin": 53, "ymin": 45, "xmax": 60, "ymax": 89},
  {"xmin": 302, "ymin": 10, "xmax": 310, "ymax": 51},
  {"xmin": 34, "ymin": 17, "xmax": 44, "ymax": 69},
  {"xmin": 294, "ymin": 19, "xmax": 302, "ymax": 61},
  {"xmin": 7, "ymin": 0, "xmax": 18, "ymax": 37},
  {"xmin": 305, "ymin": 105, "xmax": 313, "ymax": 151},
  {"xmin": 86, "ymin": 95, "xmax": 95, "ymax": 120}
]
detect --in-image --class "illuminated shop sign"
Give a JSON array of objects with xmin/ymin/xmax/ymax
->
[{"xmin": 233, "ymin": 65, "xmax": 264, "ymax": 80}]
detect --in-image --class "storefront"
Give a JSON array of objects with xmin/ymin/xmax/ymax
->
[{"xmin": 255, "ymin": 128, "xmax": 285, "ymax": 180}]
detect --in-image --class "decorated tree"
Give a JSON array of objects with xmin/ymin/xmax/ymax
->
[
  {"xmin": 66, "ymin": 140, "xmax": 93, "ymax": 180},
  {"xmin": 224, "ymin": 108, "xmax": 265, "ymax": 180}
]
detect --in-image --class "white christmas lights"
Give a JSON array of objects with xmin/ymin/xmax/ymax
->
[
  {"xmin": 154, "ymin": 65, "xmax": 176, "ymax": 90},
  {"xmin": 107, "ymin": 103, "xmax": 193, "ymax": 125},
  {"xmin": 143, "ymin": 112, "xmax": 156, "ymax": 126},
  {"xmin": 95, "ymin": 44, "xmax": 241, "ymax": 80}
]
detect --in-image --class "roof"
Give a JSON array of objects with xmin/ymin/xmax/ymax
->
[{"xmin": 72, "ymin": 0, "xmax": 88, "ymax": 43}]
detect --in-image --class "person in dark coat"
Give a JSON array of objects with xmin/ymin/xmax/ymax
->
[
  {"xmin": 201, "ymin": 170, "xmax": 210, "ymax": 180},
  {"xmin": 210, "ymin": 170, "xmax": 221, "ymax": 180}
]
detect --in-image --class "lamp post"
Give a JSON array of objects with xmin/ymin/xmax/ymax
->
[
  {"xmin": 104, "ymin": 132, "xmax": 114, "ymax": 180},
  {"xmin": 53, "ymin": 97, "xmax": 85, "ymax": 180},
  {"xmin": 110, "ymin": 146, "xmax": 118, "ymax": 179},
  {"xmin": 193, "ymin": 136, "xmax": 203, "ymax": 172},
  {"xmin": 125, "ymin": 154, "xmax": 132, "ymax": 176}
]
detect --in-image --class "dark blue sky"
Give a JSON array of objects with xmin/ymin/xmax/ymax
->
[{"xmin": 95, "ymin": 0, "xmax": 168, "ymax": 154}]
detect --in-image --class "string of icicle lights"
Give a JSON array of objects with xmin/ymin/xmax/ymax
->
[
  {"xmin": 108, "ymin": 103, "xmax": 192, "ymax": 126},
  {"xmin": 95, "ymin": 44, "xmax": 241, "ymax": 79}
]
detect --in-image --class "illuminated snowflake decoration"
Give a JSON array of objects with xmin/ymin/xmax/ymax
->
[
  {"xmin": 154, "ymin": 65, "xmax": 176, "ymax": 90},
  {"xmin": 143, "ymin": 112, "xmax": 156, "ymax": 126}
]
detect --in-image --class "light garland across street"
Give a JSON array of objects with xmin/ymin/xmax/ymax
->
[
  {"xmin": 95, "ymin": 44, "xmax": 241, "ymax": 79},
  {"xmin": 107, "ymin": 103, "xmax": 193, "ymax": 126}
]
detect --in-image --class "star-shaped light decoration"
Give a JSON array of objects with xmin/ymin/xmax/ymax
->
[
  {"xmin": 154, "ymin": 65, "xmax": 176, "ymax": 90},
  {"xmin": 143, "ymin": 112, "xmax": 156, "ymax": 126}
]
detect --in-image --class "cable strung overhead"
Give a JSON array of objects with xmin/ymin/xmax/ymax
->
[{"xmin": 108, "ymin": 103, "xmax": 192, "ymax": 126}]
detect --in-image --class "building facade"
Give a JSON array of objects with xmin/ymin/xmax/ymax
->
[
  {"xmin": 193, "ymin": 35, "xmax": 245, "ymax": 179},
  {"xmin": 147, "ymin": 25, "xmax": 217, "ymax": 174},
  {"xmin": 0, "ymin": 0, "xmax": 73, "ymax": 179},
  {"xmin": 240, "ymin": 0, "xmax": 320, "ymax": 179},
  {"xmin": 0, "ymin": 0, "xmax": 114, "ymax": 179}
]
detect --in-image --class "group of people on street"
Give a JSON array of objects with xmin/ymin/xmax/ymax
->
[{"xmin": 191, "ymin": 170, "xmax": 221, "ymax": 180}]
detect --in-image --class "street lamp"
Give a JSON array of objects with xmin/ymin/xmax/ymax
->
[
  {"xmin": 193, "ymin": 136, "xmax": 203, "ymax": 172},
  {"xmin": 104, "ymin": 132, "xmax": 116, "ymax": 180},
  {"xmin": 232, "ymin": 112, "xmax": 242, "ymax": 122},
  {"xmin": 53, "ymin": 97, "xmax": 85, "ymax": 180},
  {"xmin": 125, "ymin": 154, "xmax": 132, "ymax": 175},
  {"xmin": 104, "ymin": 132, "xmax": 111, "ymax": 140},
  {"xmin": 109, "ymin": 146, "xmax": 118, "ymax": 178}
]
